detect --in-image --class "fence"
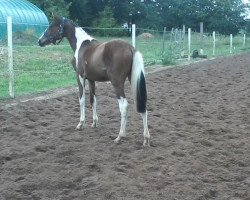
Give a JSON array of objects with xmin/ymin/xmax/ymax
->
[{"xmin": 1, "ymin": 18, "xmax": 250, "ymax": 99}]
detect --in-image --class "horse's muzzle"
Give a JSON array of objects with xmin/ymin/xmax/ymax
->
[{"xmin": 38, "ymin": 38, "xmax": 45, "ymax": 47}]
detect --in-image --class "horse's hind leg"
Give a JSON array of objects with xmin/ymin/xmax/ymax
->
[
  {"xmin": 88, "ymin": 80, "xmax": 98, "ymax": 127},
  {"xmin": 141, "ymin": 111, "xmax": 150, "ymax": 146},
  {"xmin": 113, "ymin": 86, "xmax": 128, "ymax": 143}
]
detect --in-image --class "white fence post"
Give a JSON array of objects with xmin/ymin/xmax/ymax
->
[
  {"xmin": 213, "ymin": 31, "xmax": 216, "ymax": 56},
  {"xmin": 162, "ymin": 27, "xmax": 166, "ymax": 54},
  {"xmin": 7, "ymin": 16, "xmax": 14, "ymax": 98},
  {"xmin": 230, "ymin": 34, "xmax": 233, "ymax": 54},
  {"xmin": 188, "ymin": 28, "xmax": 191, "ymax": 61},
  {"xmin": 243, "ymin": 34, "xmax": 246, "ymax": 48},
  {"xmin": 132, "ymin": 24, "xmax": 136, "ymax": 47},
  {"xmin": 182, "ymin": 25, "xmax": 185, "ymax": 45},
  {"xmin": 200, "ymin": 22, "xmax": 204, "ymax": 55}
]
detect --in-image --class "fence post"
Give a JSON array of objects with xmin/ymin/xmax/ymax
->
[
  {"xmin": 200, "ymin": 22, "xmax": 204, "ymax": 55},
  {"xmin": 188, "ymin": 28, "xmax": 191, "ymax": 61},
  {"xmin": 132, "ymin": 24, "xmax": 136, "ymax": 47},
  {"xmin": 230, "ymin": 34, "xmax": 233, "ymax": 54},
  {"xmin": 213, "ymin": 31, "xmax": 216, "ymax": 56},
  {"xmin": 243, "ymin": 34, "xmax": 246, "ymax": 48},
  {"xmin": 174, "ymin": 28, "xmax": 178, "ymax": 43},
  {"xmin": 170, "ymin": 28, "xmax": 174, "ymax": 42},
  {"xmin": 162, "ymin": 27, "xmax": 166, "ymax": 54},
  {"xmin": 182, "ymin": 25, "xmax": 185, "ymax": 43},
  {"xmin": 7, "ymin": 16, "xmax": 14, "ymax": 98},
  {"xmin": 182, "ymin": 25, "xmax": 185, "ymax": 49}
]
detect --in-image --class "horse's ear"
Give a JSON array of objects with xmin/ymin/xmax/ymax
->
[
  {"xmin": 52, "ymin": 13, "xmax": 59, "ymax": 21},
  {"xmin": 53, "ymin": 14, "xmax": 61, "ymax": 23}
]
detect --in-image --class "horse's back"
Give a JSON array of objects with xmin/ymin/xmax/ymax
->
[
  {"xmin": 103, "ymin": 39, "xmax": 135, "ymax": 71},
  {"xmin": 105, "ymin": 40, "xmax": 135, "ymax": 82},
  {"xmin": 104, "ymin": 39, "xmax": 135, "ymax": 56}
]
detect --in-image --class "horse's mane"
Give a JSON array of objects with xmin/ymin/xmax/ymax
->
[{"xmin": 63, "ymin": 17, "xmax": 78, "ymax": 27}]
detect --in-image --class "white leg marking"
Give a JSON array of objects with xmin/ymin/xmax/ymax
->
[
  {"xmin": 114, "ymin": 97, "xmax": 128, "ymax": 143},
  {"xmin": 91, "ymin": 95, "xmax": 98, "ymax": 127},
  {"xmin": 76, "ymin": 75, "xmax": 85, "ymax": 130},
  {"xmin": 140, "ymin": 110, "xmax": 150, "ymax": 146}
]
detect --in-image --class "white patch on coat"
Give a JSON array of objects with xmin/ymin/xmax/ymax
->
[
  {"xmin": 91, "ymin": 95, "xmax": 98, "ymax": 127},
  {"xmin": 79, "ymin": 75, "xmax": 85, "ymax": 125},
  {"xmin": 140, "ymin": 111, "xmax": 150, "ymax": 146},
  {"xmin": 79, "ymin": 74, "xmax": 84, "ymax": 86},
  {"xmin": 114, "ymin": 97, "xmax": 128, "ymax": 143},
  {"xmin": 74, "ymin": 27, "xmax": 93, "ymax": 67}
]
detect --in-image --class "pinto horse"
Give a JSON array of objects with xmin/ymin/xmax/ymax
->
[{"xmin": 38, "ymin": 16, "xmax": 150, "ymax": 146}]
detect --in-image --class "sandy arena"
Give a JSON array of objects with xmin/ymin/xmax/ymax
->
[{"xmin": 0, "ymin": 53, "xmax": 249, "ymax": 199}]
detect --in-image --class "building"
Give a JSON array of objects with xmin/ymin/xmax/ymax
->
[{"xmin": 0, "ymin": 0, "xmax": 48, "ymax": 39}]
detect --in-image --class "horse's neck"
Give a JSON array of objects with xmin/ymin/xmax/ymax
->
[
  {"xmin": 75, "ymin": 27, "xmax": 93, "ymax": 42},
  {"xmin": 66, "ymin": 27, "xmax": 94, "ymax": 52}
]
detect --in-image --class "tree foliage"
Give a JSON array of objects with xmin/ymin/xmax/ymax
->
[
  {"xmin": 31, "ymin": 0, "xmax": 248, "ymax": 35},
  {"xmin": 30, "ymin": 0, "xmax": 71, "ymax": 19},
  {"xmin": 91, "ymin": 6, "xmax": 126, "ymax": 36}
]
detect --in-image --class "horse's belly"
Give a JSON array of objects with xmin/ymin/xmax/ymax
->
[{"xmin": 85, "ymin": 66, "xmax": 109, "ymax": 82}]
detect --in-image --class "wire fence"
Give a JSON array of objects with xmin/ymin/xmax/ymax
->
[{"xmin": 1, "ymin": 22, "xmax": 250, "ymax": 99}]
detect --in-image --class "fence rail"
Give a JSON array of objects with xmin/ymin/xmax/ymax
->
[{"xmin": 1, "ymin": 18, "xmax": 250, "ymax": 99}]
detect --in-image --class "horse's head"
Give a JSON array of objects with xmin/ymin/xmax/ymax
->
[{"xmin": 38, "ymin": 16, "xmax": 66, "ymax": 47}]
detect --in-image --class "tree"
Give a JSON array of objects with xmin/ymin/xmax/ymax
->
[
  {"xmin": 31, "ymin": 0, "xmax": 247, "ymax": 35},
  {"xmin": 159, "ymin": 0, "xmax": 246, "ymax": 34},
  {"xmin": 207, "ymin": 0, "xmax": 246, "ymax": 35},
  {"xmin": 91, "ymin": 6, "xmax": 124, "ymax": 36},
  {"xmin": 30, "ymin": 0, "xmax": 71, "ymax": 20}
]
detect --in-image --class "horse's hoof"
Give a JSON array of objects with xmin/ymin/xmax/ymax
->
[
  {"xmin": 114, "ymin": 138, "xmax": 121, "ymax": 144},
  {"xmin": 91, "ymin": 121, "xmax": 97, "ymax": 128},
  {"xmin": 76, "ymin": 122, "xmax": 84, "ymax": 130},
  {"xmin": 114, "ymin": 133, "xmax": 127, "ymax": 144},
  {"xmin": 114, "ymin": 136, "xmax": 123, "ymax": 144},
  {"xmin": 143, "ymin": 138, "xmax": 150, "ymax": 147},
  {"xmin": 75, "ymin": 126, "xmax": 83, "ymax": 130}
]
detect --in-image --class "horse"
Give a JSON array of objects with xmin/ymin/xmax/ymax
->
[{"xmin": 38, "ymin": 16, "xmax": 150, "ymax": 146}]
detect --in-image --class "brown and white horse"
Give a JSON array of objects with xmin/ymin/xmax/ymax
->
[{"xmin": 38, "ymin": 16, "xmax": 150, "ymax": 146}]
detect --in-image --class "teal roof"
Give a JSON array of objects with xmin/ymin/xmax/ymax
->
[{"xmin": 0, "ymin": 0, "xmax": 48, "ymax": 39}]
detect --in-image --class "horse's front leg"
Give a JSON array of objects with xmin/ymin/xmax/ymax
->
[
  {"xmin": 88, "ymin": 80, "xmax": 98, "ymax": 127},
  {"xmin": 76, "ymin": 74, "xmax": 86, "ymax": 130}
]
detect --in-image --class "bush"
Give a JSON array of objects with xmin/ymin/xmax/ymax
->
[
  {"xmin": 161, "ymin": 45, "xmax": 176, "ymax": 65},
  {"xmin": 162, "ymin": 52, "xmax": 175, "ymax": 65}
]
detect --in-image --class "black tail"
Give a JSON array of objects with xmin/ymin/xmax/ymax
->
[{"xmin": 136, "ymin": 72, "xmax": 147, "ymax": 113}]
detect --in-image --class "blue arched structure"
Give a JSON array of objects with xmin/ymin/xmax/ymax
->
[{"xmin": 0, "ymin": 0, "xmax": 48, "ymax": 39}]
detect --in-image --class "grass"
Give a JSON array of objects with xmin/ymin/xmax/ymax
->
[
  {"xmin": 0, "ymin": 43, "xmax": 75, "ymax": 98},
  {"xmin": 1, "ymin": 32, "xmax": 250, "ymax": 99}
]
